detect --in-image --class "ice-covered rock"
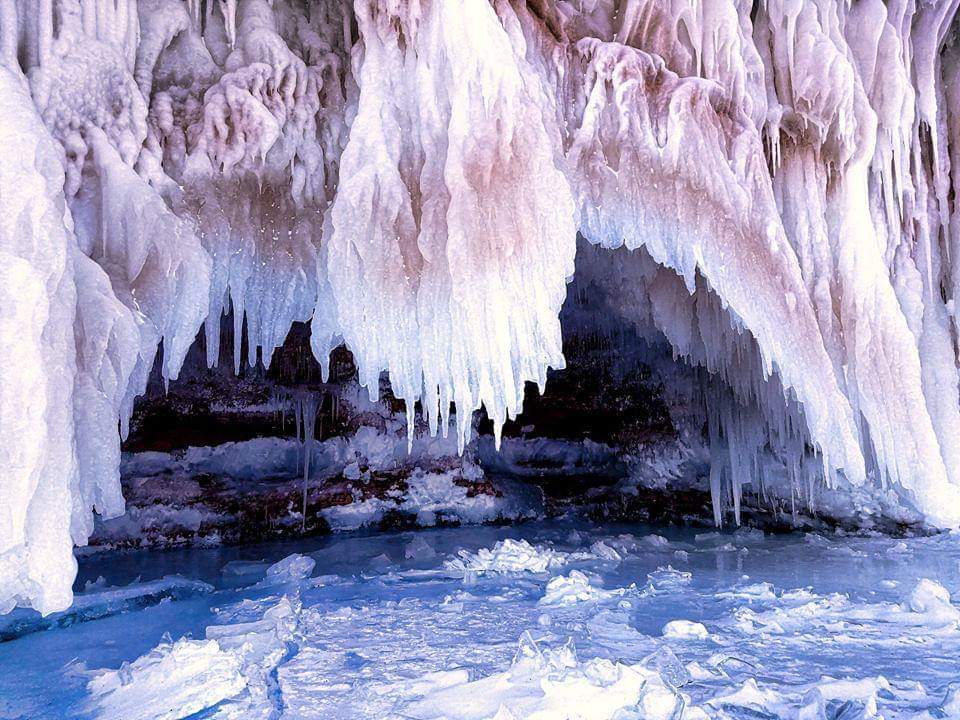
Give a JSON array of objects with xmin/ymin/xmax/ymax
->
[{"xmin": 321, "ymin": 467, "xmax": 535, "ymax": 532}]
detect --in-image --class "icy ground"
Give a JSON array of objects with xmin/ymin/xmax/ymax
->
[{"xmin": 2, "ymin": 523, "xmax": 960, "ymax": 719}]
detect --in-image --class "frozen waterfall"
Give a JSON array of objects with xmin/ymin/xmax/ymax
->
[{"xmin": 3, "ymin": 0, "xmax": 960, "ymax": 614}]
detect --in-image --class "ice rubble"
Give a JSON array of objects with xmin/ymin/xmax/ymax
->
[
  {"xmin": 86, "ymin": 555, "xmax": 309, "ymax": 719},
  {"xmin": 4, "ymin": 0, "xmax": 960, "ymax": 613},
  {"xmin": 444, "ymin": 538, "xmax": 570, "ymax": 577},
  {"xmin": 87, "ymin": 637, "xmax": 248, "ymax": 720},
  {"xmin": 87, "ymin": 596, "xmax": 303, "ymax": 720},
  {"xmin": 6, "ymin": 523, "xmax": 960, "ymax": 718},
  {"xmin": 404, "ymin": 635, "xmax": 693, "ymax": 720},
  {"xmin": 539, "ymin": 569, "xmax": 626, "ymax": 606}
]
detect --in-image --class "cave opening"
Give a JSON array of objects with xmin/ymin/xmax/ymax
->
[{"xmin": 107, "ymin": 237, "xmax": 862, "ymax": 557}]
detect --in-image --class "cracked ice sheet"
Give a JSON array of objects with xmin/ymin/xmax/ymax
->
[{"xmin": 2, "ymin": 523, "xmax": 960, "ymax": 719}]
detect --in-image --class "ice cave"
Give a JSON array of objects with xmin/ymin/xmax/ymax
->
[{"xmin": 3, "ymin": 0, "xmax": 960, "ymax": 717}]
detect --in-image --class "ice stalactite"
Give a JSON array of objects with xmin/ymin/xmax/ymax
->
[
  {"xmin": 326, "ymin": 0, "xmax": 575, "ymax": 451},
  {"xmin": 146, "ymin": 0, "xmax": 353, "ymax": 379},
  {"xmin": 528, "ymin": 0, "xmax": 960, "ymax": 527},
  {"xmin": 564, "ymin": 35, "xmax": 865, "ymax": 476},
  {"xmin": 751, "ymin": 0, "xmax": 960, "ymax": 525},
  {"xmin": 0, "ymin": 0, "xmax": 210, "ymax": 614},
  {"xmin": 277, "ymin": 391, "xmax": 321, "ymax": 531},
  {"xmin": 572, "ymin": 240, "xmax": 833, "ymax": 528},
  {"xmin": 297, "ymin": 393, "xmax": 318, "ymax": 531},
  {"xmin": 78, "ymin": 130, "xmax": 210, "ymax": 401},
  {"xmin": 4, "ymin": 0, "xmax": 960, "ymax": 612}
]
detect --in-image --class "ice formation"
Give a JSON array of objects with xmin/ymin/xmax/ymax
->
[
  {"xmin": 539, "ymin": 569, "xmax": 626, "ymax": 606},
  {"xmin": 444, "ymin": 538, "xmax": 570, "ymax": 577},
  {"xmin": 3, "ymin": 0, "xmax": 960, "ymax": 613}
]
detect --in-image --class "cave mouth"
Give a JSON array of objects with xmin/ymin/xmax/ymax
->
[{"xmin": 103, "ymin": 240, "xmax": 875, "ymax": 557}]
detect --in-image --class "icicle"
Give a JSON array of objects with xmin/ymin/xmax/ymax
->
[
  {"xmin": 294, "ymin": 394, "xmax": 302, "ymax": 474},
  {"xmin": 187, "ymin": 0, "xmax": 202, "ymax": 28},
  {"xmin": 218, "ymin": 0, "xmax": 237, "ymax": 48},
  {"xmin": 232, "ymin": 299, "xmax": 244, "ymax": 376},
  {"xmin": 301, "ymin": 394, "xmax": 317, "ymax": 532},
  {"xmin": 731, "ymin": 474, "xmax": 742, "ymax": 528},
  {"xmin": 205, "ymin": 312, "xmax": 220, "ymax": 370},
  {"xmin": 37, "ymin": 0, "xmax": 53, "ymax": 67},
  {"xmin": 708, "ymin": 413, "xmax": 725, "ymax": 528},
  {"xmin": 405, "ymin": 400, "xmax": 415, "ymax": 454},
  {"xmin": 324, "ymin": 0, "xmax": 575, "ymax": 457},
  {"xmin": 709, "ymin": 461, "xmax": 724, "ymax": 529}
]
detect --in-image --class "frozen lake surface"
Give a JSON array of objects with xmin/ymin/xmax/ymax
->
[{"xmin": 2, "ymin": 522, "xmax": 960, "ymax": 719}]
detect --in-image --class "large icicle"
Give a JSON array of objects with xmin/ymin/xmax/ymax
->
[
  {"xmin": 753, "ymin": 0, "xmax": 960, "ymax": 525},
  {"xmin": 326, "ymin": 0, "xmax": 576, "ymax": 450}
]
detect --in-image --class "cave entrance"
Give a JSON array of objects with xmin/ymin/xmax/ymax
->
[
  {"xmin": 112, "ymin": 237, "xmax": 830, "ymax": 553},
  {"xmin": 108, "ymin": 243, "xmax": 716, "ymax": 552}
]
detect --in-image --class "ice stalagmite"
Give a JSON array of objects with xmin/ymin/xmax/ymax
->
[{"xmin": 3, "ymin": 0, "xmax": 960, "ymax": 612}]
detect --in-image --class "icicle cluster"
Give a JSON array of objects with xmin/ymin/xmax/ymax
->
[{"xmin": 3, "ymin": 0, "xmax": 960, "ymax": 612}]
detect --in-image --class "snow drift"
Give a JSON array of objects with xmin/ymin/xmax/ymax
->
[{"xmin": 2, "ymin": 0, "xmax": 960, "ymax": 612}]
